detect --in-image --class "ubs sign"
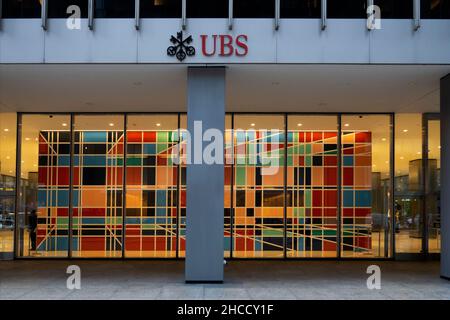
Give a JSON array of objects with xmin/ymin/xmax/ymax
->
[{"xmin": 167, "ymin": 31, "xmax": 248, "ymax": 62}]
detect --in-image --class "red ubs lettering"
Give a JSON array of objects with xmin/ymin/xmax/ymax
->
[{"xmin": 201, "ymin": 34, "xmax": 248, "ymax": 57}]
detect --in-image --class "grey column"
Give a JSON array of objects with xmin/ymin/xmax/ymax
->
[
  {"xmin": 441, "ymin": 74, "xmax": 450, "ymax": 280},
  {"xmin": 185, "ymin": 67, "xmax": 225, "ymax": 283}
]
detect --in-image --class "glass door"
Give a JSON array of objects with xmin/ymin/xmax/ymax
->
[{"xmin": 425, "ymin": 114, "xmax": 441, "ymax": 254}]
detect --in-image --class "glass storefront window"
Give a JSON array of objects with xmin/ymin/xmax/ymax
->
[
  {"xmin": 287, "ymin": 116, "xmax": 338, "ymax": 258},
  {"xmin": 234, "ymin": 0, "xmax": 275, "ymax": 18},
  {"xmin": 17, "ymin": 114, "xmax": 70, "ymax": 257},
  {"xmin": 141, "ymin": 0, "xmax": 181, "ymax": 18},
  {"xmin": 375, "ymin": 0, "xmax": 413, "ymax": 19},
  {"xmin": 48, "ymin": 0, "xmax": 89, "ymax": 19},
  {"xmin": 233, "ymin": 115, "xmax": 285, "ymax": 258},
  {"xmin": 94, "ymin": 0, "xmax": 134, "ymax": 18},
  {"xmin": 125, "ymin": 115, "xmax": 179, "ymax": 258},
  {"xmin": 72, "ymin": 115, "xmax": 124, "ymax": 258},
  {"xmin": 0, "ymin": 113, "xmax": 17, "ymax": 259},
  {"xmin": 281, "ymin": 0, "xmax": 321, "ymax": 18},
  {"xmin": 187, "ymin": 0, "xmax": 228, "ymax": 18},
  {"xmin": 341, "ymin": 115, "xmax": 391, "ymax": 258},
  {"xmin": 395, "ymin": 114, "xmax": 423, "ymax": 254},
  {"xmin": 327, "ymin": 0, "xmax": 366, "ymax": 18},
  {"xmin": 2, "ymin": 0, "xmax": 41, "ymax": 18},
  {"xmin": 421, "ymin": 0, "xmax": 450, "ymax": 19},
  {"xmin": 8, "ymin": 112, "xmax": 442, "ymax": 259},
  {"xmin": 427, "ymin": 119, "xmax": 440, "ymax": 253}
]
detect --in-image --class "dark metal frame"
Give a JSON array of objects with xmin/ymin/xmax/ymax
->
[
  {"xmin": 11, "ymin": 111, "xmax": 402, "ymax": 261},
  {"xmin": 394, "ymin": 113, "xmax": 441, "ymax": 260}
]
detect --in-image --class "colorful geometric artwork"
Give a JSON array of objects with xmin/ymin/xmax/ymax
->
[
  {"xmin": 341, "ymin": 131, "xmax": 372, "ymax": 254},
  {"xmin": 37, "ymin": 129, "xmax": 372, "ymax": 258},
  {"xmin": 287, "ymin": 131, "xmax": 339, "ymax": 257},
  {"xmin": 232, "ymin": 130, "xmax": 285, "ymax": 258},
  {"xmin": 72, "ymin": 131, "xmax": 124, "ymax": 257},
  {"xmin": 125, "ymin": 131, "xmax": 178, "ymax": 257},
  {"xmin": 37, "ymin": 131, "xmax": 70, "ymax": 254}
]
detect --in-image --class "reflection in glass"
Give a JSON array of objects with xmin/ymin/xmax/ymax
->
[
  {"xmin": 287, "ymin": 116, "xmax": 338, "ymax": 258},
  {"xmin": 427, "ymin": 119, "xmax": 440, "ymax": 253},
  {"xmin": 125, "ymin": 115, "xmax": 179, "ymax": 258},
  {"xmin": 72, "ymin": 115, "xmax": 124, "ymax": 258},
  {"xmin": 18, "ymin": 114, "xmax": 70, "ymax": 257},
  {"xmin": 341, "ymin": 115, "xmax": 391, "ymax": 258},
  {"xmin": 0, "ymin": 113, "xmax": 17, "ymax": 258},
  {"xmin": 395, "ymin": 114, "xmax": 423, "ymax": 253},
  {"xmin": 232, "ymin": 115, "xmax": 285, "ymax": 258}
]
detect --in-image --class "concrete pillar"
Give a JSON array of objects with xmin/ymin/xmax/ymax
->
[
  {"xmin": 441, "ymin": 74, "xmax": 450, "ymax": 280},
  {"xmin": 185, "ymin": 67, "xmax": 225, "ymax": 283}
]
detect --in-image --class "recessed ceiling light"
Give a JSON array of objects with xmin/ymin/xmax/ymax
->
[
  {"xmin": 438, "ymin": 146, "xmax": 441, "ymax": 149},
  {"xmin": 109, "ymin": 123, "xmax": 114, "ymax": 127},
  {"xmin": 297, "ymin": 123, "xmax": 303, "ymax": 127},
  {"xmin": 156, "ymin": 123, "xmax": 161, "ymax": 127},
  {"xmin": 385, "ymin": 161, "xmax": 389, "ymax": 164},
  {"xmin": 9, "ymin": 170, "xmax": 12, "ymax": 174},
  {"xmin": 381, "ymin": 138, "xmax": 387, "ymax": 142},
  {"xmin": 403, "ymin": 129, "xmax": 408, "ymax": 133},
  {"xmin": 21, "ymin": 160, "xmax": 24, "ymax": 164},
  {"xmin": 6, "ymin": 156, "xmax": 10, "ymax": 160},
  {"xmin": 3, "ymin": 128, "xmax": 9, "ymax": 132},
  {"xmin": 344, "ymin": 123, "xmax": 350, "ymax": 127},
  {"xmin": 417, "ymin": 151, "xmax": 421, "ymax": 155},
  {"xmin": 25, "ymin": 137, "xmax": 30, "ymax": 141},
  {"xmin": 400, "ymin": 156, "xmax": 405, "ymax": 160},
  {"xmin": 62, "ymin": 123, "xmax": 68, "ymax": 127},
  {"xmin": 250, "ymin": 123, "xmax": 255, "ymax": 127}
]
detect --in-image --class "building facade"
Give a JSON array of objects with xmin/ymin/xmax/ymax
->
[{"xmin": 0, "ymin": 0, "xmax": 449, "ymax": 282}]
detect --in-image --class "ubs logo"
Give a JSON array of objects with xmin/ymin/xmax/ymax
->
[
  {"xmin": 167, "ymin": 31, "xmax": 249, "ymax": 62},
  {"xmin": 167, "ymin": 31, "xmax": 196, "ymax": 62}
]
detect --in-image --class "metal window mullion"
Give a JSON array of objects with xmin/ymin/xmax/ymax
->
[
  {"xmin": 413, "ymin": 0, "xmax": 421, "ymax": 30},
  {"xmin": 422, "ymin": 114, "xmax": 429, "ymax": 255},
  {"xmin": 68, "ymin": 114, "xmax": 74, "ymax": 258},
  {"xmin": 88, "ymin": 0, "xmax": 94, "ymax": 31},
  {"xmin": 388, "ymin": 114, "xmax": 395, "ymax": 258},
  {"xmin": 230, "ymin": 113, "xmax": 235, "ymax": 258},
  {"xmin": 176, "ymin": 113, "xmax": 181, "ymax": 258},
  {"xmin": 122, "ymin": 114, "xmax": 127, "ymax": 258},
  {"xmin": 321, "ymin": 0, "xmax": 327, "ymax": 30},
  {"xmin": 41, "ymin": 0, "xmax": 48, "ymax": 30},
  {"xmin": 228, "ymin": 0, "xmax": 233, "ymax": 30},
  {"xmin": 283, "ymin": 114, "xmax": 288, "ymax": 258},
  {"xmin": 275, "ymin": 0, "xmax": 280, "ymax": 30},
  {"xmin": 14, "ymin": 114, "xmax": 22, "ymax": 258},
  {"xmin": 182, "ymin": 0, "xmax": 187, "ymax": 30},
  {"xmin": 135, "ymin": 0, "xmax": 140, "ymax": 30},
  {"xmin": 337, "ymin": 115, "xmax": 342, "ymax": 258},
  {"xmin": 0, "ymin": 0, "xmax": 2, "ymax": 18}
]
